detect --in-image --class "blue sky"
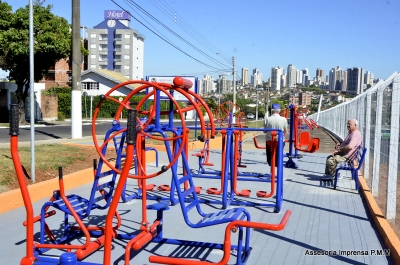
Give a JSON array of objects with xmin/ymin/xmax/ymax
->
[{"xmin": 9, "ymin": 0, "xmax": 400, "ymax": 82}]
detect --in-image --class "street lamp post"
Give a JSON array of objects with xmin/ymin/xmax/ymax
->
[{"xmin": 216, "ymin": 53, "xmax": 236, "ymax": 122}]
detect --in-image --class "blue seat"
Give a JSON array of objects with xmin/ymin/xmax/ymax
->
[{"xmin": 334, "ymin": 146, "xmax": 367, "ymax": 190}]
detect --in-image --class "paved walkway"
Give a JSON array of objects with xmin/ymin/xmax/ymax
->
[{"xmin": 0, "ymin": 128, "xmax": 394, "ymax": 264}]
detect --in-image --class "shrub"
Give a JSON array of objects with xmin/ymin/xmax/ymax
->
[{"xmin": 57, "ymin": 112, "xmax": 65, "ymax": 121}]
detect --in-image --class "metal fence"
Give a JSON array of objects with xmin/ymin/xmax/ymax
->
[{"xmin": 309, "ymin": 72, "xmax": 400, "ymax": 222}]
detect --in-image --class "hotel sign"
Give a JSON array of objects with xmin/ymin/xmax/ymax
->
[{"xmin": 104, "ymin": 10, "xmax": 130, "ymax": 21}]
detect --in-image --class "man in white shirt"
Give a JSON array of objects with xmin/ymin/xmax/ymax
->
[{"xmin": 264, "ymin": 103, "xmax": 288, "ymax": 166}]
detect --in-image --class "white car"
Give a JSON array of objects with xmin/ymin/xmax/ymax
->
[{"xmin": 247, "ymin": 113, "xmax": 255, "ymax": 119}]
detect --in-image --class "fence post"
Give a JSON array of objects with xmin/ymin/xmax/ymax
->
[
  {"xmin": 386, "ymin": 74, "xmax": 400, "ymax": 220},
  {"xmin": 371, "ymin": 85, "xmax": 383, "ymax": 196},
  {"xmin": 363, "ymin": 92, "xmax": 372, "ymax": 180}
]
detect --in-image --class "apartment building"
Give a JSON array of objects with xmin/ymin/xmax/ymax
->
[
  {"xmin": 347, "ymin": 67, "xmax": 364, "ymax": 95},
  {"xmin": 86, "ymin": 10, "xmax": 145, "ymax": 80},
  {"xmin": 271, "ymin": 66, "xmax": 284, "ymax": 91},
  {"xmin": 242, "ymin": 68, "xmax": 249, "ymax": 85},
  {"xmin": 287, "ymin": 64, "xmax": 297, "ymax": 88}
]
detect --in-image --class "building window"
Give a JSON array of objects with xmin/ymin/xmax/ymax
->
[
  {"xmin": 100, "ymin": 65, "xmax": 107, "ymax": 69},
  {"xmin": 124, "ymin": 44, "xmax": 130, "ymax": 49},
  {"xmin": 99, "ymin": 44, "xmax": 107, "ymax": 51},
  {"xmin": 91, "ymin": 33, "xmax": 96, "ymax": 38},
  {"xmin": 90, "ymin": 44, "xmax": 96, "ymax": 48},
  {"xmin": 82, "ymin": 82, "xmax": 99, "ymax": 90},
  {"xmin": 124, "ymin": 65, "xmax": 130, "ymax": 69},
  {"xmin": 114, "ymin": 55, "xmax": 121, "ymax": 62},
  {"xmin": 99, "ymin": 34, "xmax": 107, "ymax": 41},
  {"xmin": 115, "ymin": 34, "xmax": 122, "ymax": 41},
  {"xmin": 90, "ymin": 64, "xmax": 96, "ymax": 69},
  {"xmin": 89, "ymin": 82, "xmax": 99, "ymax": 90},
  {"xmin": 115, "ymin": 65, "xmax": 121, "ymax": 72},
  {"xmin": 99, "ymin": 55, "xmax": 107, "ymax": 61},
  {"xmin": 124, "ymin": 55, "xmax": 130, "ymax": 59},
  {"xmin": 91, "ymin": 54, "xmax": 96, "ymax": 59},
  {"xmin": 125, "ymin": 34, "xmax": 130, "ymax": 39}
]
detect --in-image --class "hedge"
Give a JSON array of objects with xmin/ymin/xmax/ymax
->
[{"xmin": 44, "ymin": 87, "xmax": 185, "ymax": 119}]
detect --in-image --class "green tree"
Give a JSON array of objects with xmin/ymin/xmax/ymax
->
[
  {"xmin": 0, "ymin": 2, "xmax": 71, "ymax": 124},
  {"xmin": 205, "ymin": 97, "xmax": 218, "ymax": 114}
]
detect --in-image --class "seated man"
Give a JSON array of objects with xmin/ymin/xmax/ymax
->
[
  {"xmin": 321, "ymin": 118, "xmax": 362, "ymax": 181},
  {"xmin": 264, "ymin": 103, "xmax": 288, "ymax": 166}
]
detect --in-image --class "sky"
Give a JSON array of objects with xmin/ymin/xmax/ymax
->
[{"xmin": 8, "ymin": 0, "xmax": 400, "ymax": 82}]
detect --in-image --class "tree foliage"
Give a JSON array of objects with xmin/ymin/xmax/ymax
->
[{"xmin": 0, "ymin": 2, "xmax": 71, "ymax": 124}]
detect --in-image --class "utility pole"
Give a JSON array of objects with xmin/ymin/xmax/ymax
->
[
  {"xmin": 29, "ymin": 0, "xmax": 35, "ymax": 182},
  {"xmin": 71, "ymin": 0, "xmax": 82, "ymax": 139}
]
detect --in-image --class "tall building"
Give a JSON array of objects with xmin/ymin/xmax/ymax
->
[
  {"xmin": 302, "ymin": 68, "xmax": 308, "ymax": 85},
  {"xmin": 271, "ymin": 66, "xmax": 284, "ymax": 91},
  {"xmin": 251, "ymin": 68, "xmax": 263, "ymax": 88},
  {"xmin": 287, "ymin": 64, "xmax": 297, "ymax": 88},
  {"xmin": 241, "ymin": 68, "xmax": 249, "ymax": 85},
  {"xmin": 281, "ymin": 74, "xmax": 287, "ymax": 88},
  {"xmin": 347, "ymin": 67, "xmax": 364, "ymax": 94},
  {"xmin": 296, "ymin": 69, "xmax": 303, "ymax": 84},
  {"xmin": 86, "ymin": 10, "xmax": 145, "ymax": 79},
  {"xmin": 364, "ymin": 71, "xmax": 374, "ymax": 85},
  {"xmin": 316, "ymin": 68, "xmax": 324, "ymax": 82},
  {"xmin": 200, "ymin": 74, "xmax": 214, "ymax": 95},
  {"xmin": 328, "ymin": 66, "xmax": 343, "ymax": 91},
  {"xmin": 217, "ymin": 76, "xmax": 232, "ymax": 94}
]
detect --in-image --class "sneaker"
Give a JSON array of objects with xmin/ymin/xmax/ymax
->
[{"xmin": 320, "ymin": 175, "xmax": 334, "ymax": 181}]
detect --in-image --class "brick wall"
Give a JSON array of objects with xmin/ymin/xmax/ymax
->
[
  {"xmin": 41, "ymin": 59, "xmax": 72, "ymax": 89},
  {"xmin": 41, "ymin": 94, "xmax": 58, "ymax": 121}
]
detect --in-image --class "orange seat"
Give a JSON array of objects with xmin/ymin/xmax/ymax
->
[
  {"xmin": 238, "ymin": 189, "xmax": 251, "ymax": 197},
  {"xmin": 157, "ymin": 185, "xmax": 171, "ymax": 191}
]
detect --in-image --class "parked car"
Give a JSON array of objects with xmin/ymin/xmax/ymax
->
[{"xmin": 247, "ymin": 113, "xmax": 255, "ymax": 119}]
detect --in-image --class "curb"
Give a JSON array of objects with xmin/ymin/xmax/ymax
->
[{"xmin": 359, "ymin": 176, "xmax": 400, "ymax": 264}]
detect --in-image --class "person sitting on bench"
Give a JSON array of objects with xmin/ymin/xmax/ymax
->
[{"xmin": 321, "ymin": 118, "xmax": 362, "ymax": 181}]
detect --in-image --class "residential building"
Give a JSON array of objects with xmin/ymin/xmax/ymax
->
[
  {"xmin": 364, "ymin": 71, "xmax": 374, "ymax": 85},
  {"xmin": 242, "ymin": 68, "xmax": 249, "ymax": 85},
  {"xmin": 298, "ymin": 92, "xmax": 312, "ymax": 106},
  {"xmin": 217, "ymin": 76, "xmax": 232, "ymax": 94},
  {"xmin": 40, "ymin": 59, "xmax": 72, "ymax": 89},
  {"xmin": 347, "ymin": 67, "xmax": 364, "ymax": 95},
  {"xmin": 281, "ymin": 74, "xmax": 287, "ymax": 88},
  {"xmin": 86, "ymin": 10, "xmax": 145, "ymax": 80},
  {"xmin": 316, "ymin": 68, "xmax": 324, "ymax": 82},
  {"xmin": 271, "ymin": 66, "xmax": 284, "ymax": 91},
  {"xmin": 328, "ymin": 66, "xmax": 343, "ymax": 91},
  {"xmin": 296, "ymin": 69, "xmax": 303, "ymax": 84},
  {"xmin": 251, "ymin": 68, "xmax": 263, "ymax": 88},
  {"xmin": 287, "ymin": 64, "xmax": 297, "ymax": 88},
  {"xmin": 200, "ymin": 74, "xmax": 214, "ymax": 95},
  {"xmin": 302, "ymin": 68, "xmax": 309, "ymax": 86}
]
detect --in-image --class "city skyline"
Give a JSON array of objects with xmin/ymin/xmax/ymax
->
[{"xmin": 8, "ymin": 0, "xmax": 400, "ymax": 82}]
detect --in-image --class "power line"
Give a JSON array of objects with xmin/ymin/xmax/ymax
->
[
  {"xmin": 149, "ymin": 0, "xmax": 231, "ymax": 60},
  {"xmin": 122, "ymin": 0, "xmax": 231, "ymax": 70},
  {"xmin": 112, "ymin": 0, "xmax": 232, "ymax": 74}
]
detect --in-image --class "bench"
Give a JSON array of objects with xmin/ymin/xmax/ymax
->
[{"xmin": 333, "ymin": 145, "xmax": 367, "ymax": 190}]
